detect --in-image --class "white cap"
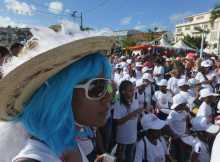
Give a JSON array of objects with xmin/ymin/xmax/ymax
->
[
  {"xmin": 192, "ymin": 117, "xmax": 220, "ymax": 134},
  {"xmin": 157, "ymin": 79, "xmax": 167, "ymax": 86},
  {"xmin": 199, "ymin": 88, "xmax": 219, "ymax": 100},
  {"xmin": 142, "ymin": 67, "xmax": 152, "ymax": 73},
  {"xmin": 136, "ymin": 62, "xmax": 142, "ymax": 67},
  {"xmin": 126, "ymin": 59, "xmax": 132, "ymax": 64},
  {"xmin": 201, "ymin": 60, "xmax": 211, "ymax": 67},
  {"xmin": 178, "ymin": 79, "xmax": 188, "ymax": 87},
  {"xmin": 141, "ymin": 113, "xmax": 166, "ymax": 131},
  {"xmin": 115, "ymin": 64, "xmax": 122, "ymax": 69},
  {"xmin": 171, "ymin": 94, "xmax": 187, "ymax": 109},
  {"xmin": 136, "ymin": 79, "xmax": 144, "ymax": 87},
  {"xmin": 142, "ymin": 73, "xmax": 154, "ymax": 82},
  {"xmin": 120, "ymin": 56, "xmax": 126, "ymax": 59}
]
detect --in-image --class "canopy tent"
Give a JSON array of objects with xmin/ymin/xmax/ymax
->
[
  {"xmin": 159, "ymin": 38, "xmax": 172, "ymax": 48},
  {"xmin": 173, "ymin": 40, "xmax": 195, "ymax": 50}
]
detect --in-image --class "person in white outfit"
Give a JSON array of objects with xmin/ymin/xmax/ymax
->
[
  {"xmin": 191, "ymin": 116, "xmax": 220, "ymax": 162},
  {"xmin": 197, "ymin": 88, "xmax": 219, "ymax": 123},
  {"xmin": 134, "ymin": 113, "xmax": 176, "ymax": 162},
  {"xmin": 0, "ymin": 37, "xmax": 115, "ymax": 162}
]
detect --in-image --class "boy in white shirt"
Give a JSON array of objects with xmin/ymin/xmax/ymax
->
[
  {"xmin": 134, "ymin": 113, "xmax": 176, "ymax": 162},
  {"xmin": 177, "ymin": 79, "xmax": 196, "ymax": 111},
  {"xmin": 167, "ymin": 69, "xmax": 182, "ymax": 96},
  {"xmin": 167, "ymin": 94, "xmax": 191, "ymax": 162},
  {"xmin": 197, "ymin": 88, "xmax": 219, "ymax": 123},
  {"xmin": 153, "ymin": 79, "xmax": 172, "ymax": 120},
  {"xmin": 191, "ymin": 116, "xmax": 220, "ymax": 162}
]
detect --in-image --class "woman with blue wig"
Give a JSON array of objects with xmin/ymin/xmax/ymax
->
[{"xmin": 0, "ymin": 36, "xmax": 115, "ymax": 162}]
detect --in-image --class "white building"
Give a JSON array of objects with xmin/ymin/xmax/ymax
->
[{"xmin": 175, "ymin": 11, "xmax": 220, "ymax": 55}]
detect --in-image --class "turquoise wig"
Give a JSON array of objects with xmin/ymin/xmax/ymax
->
[{"xmin": 16, "ymin": 53, "xmax": 112, "ymax": 156}]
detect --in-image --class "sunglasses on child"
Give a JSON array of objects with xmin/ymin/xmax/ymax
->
[{"xmin": 75, "ymin": 78, "xmax": 113, "ymax": 100}]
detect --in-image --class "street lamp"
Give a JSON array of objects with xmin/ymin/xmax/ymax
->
[
  {"xmin": 194, "ymin": 26, "xmax": 209, "ymax": 58},
  {"xmin": 71, "ymin": 11, "xmax": 83, "ymax": 30}
]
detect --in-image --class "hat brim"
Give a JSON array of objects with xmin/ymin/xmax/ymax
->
[
  {"xmin": 199, "ymin": 93, "xmax": 219, "ymax": 100},
  {"xmin": 206, "ymin": 124, "xmax": 220, "ymax": 134},
  {"xmin": 0, "ymin": 36, "xmax": 115, "ymax": 121},
  {"xmin": 147, "ymin": 120, "xmax": 166, "ymax": 131}
]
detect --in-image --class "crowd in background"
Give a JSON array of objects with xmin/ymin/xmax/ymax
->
[
  {"xmin": 2, "ymin": 41, "xmax": 220, "ymax": 162},
  {"xmin": 98, "ymin": 51, "xmax": 220, "ymax": 162}
]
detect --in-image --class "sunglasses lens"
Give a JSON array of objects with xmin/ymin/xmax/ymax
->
[{"xmin": 88, "ymin": 79, "xmax": 109, "ymax": 99}]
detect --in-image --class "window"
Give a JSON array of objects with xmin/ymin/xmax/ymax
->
[
  {"xmin": 196, "ymin": 16, "xmax": 204, "ymax": 20},
  {"xmin": 214, "ymin": 44, "xmax": 218, "ymax": 48},
  {"xmin": 177, "ymin": 28, "xmax": 182, "ymax": 32},
  {"xmin": 185, "ymin": 26, "xmax": 190, "ymax": 30}
]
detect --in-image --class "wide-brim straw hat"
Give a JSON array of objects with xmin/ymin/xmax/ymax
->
[{"xmin": 0, "ymin": 36, "xmax": 115, "ymax": 121}]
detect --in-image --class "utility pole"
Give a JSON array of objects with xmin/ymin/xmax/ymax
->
[
  {"xmin": 71, "ymin": 11, "xmax": 83, "ymax": 31},
  {"xmin": 194, "ymin": 26, "xmax": 209, "ymax": 58},
  {"xmin": 218, "ymin": 31, "xmax": 220, "ymax": 56}
]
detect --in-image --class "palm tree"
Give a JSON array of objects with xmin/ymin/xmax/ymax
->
[{"xmin": 210, "ymin": 4, "xmax": 220, "ymax": 26}]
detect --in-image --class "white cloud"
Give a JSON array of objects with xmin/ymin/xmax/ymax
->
[
  {"xmin": 0, "ymin": 16, "xmax": 26, "ymax": 27},
  {"xmin": 120, "ymin": 16, "xmax": 132, "ymax": 25},
  {"xmin": 169, "ymin": 11, "xmax": 192, "ymax": 24},
  {"xmin": 133, "ymin": 21, "xmax": 146, "ymax": 31},
  {"xmin": 48, "ymin": 1, "xmax": 63, "ymax": 14},
  {"xmin": 4, "ymin": 0, "xmax": 36, "ymax": 16}
]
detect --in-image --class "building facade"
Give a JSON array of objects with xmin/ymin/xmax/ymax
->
[
  {"xmin": 175, "ymin": 11, "xmax": 220, "ymax": 55},
  {"xmin": 0, "ymin": 27, "xmax": 32, "ymax": 47}
]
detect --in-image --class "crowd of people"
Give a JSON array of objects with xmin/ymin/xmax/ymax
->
[
  {"xmin": 1, "ymin": 35, "xmax": 220, "ymax": 162},
  {"xmin": 96, "ymin": 51, "xmax": 220, "ymax": 162}
]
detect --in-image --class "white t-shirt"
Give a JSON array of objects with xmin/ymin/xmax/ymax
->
[
  {"xmin": 136, "ymin": 70, "xmax": 143, "ymax": 80},
  {"xmin": 134, "ymin": 137, "xmax": 167, "ymax": 162},
  {"xmin": 167, "ymin": 110, "xmax": 187, "ymax": 136},
  {"xmin": 195, "ymin": 72, "xmax": 213, "ymax": 91},
  {"xmin": 197, "ymin": 102, "xmax": 212, "ymax": 122},
  {"xmin": 136, "ymin": 91, "xmax": 146, "ymax": 108},
  {"xmin": 167, "ymin": 77, "xmax": 179, "ymax": 95},
  {"xmin": 144, "ymin": 85, "xmax": 153, "ymax": 107},
  {"xmin": 193, "ymin": 138, "xmax": 210, "ymax": 162},
  {"xmin": 153, "ymin": 91, "xmax": 172, "ymax": 109},
  {"xmin": 113, "ymin": 99, "xmax": 139, "ymax": 144},
  {"xmin": 114, "ymin": 72, "xmax": 124, "ymax": 87},
  {"xmin": 211, "ymin": 132, "xmax": 220, "ymax": 162},
  {"xmin": 12, "ymin": 139, "xmax": 62, "ymax": 162},
  {"xmin": 12, "ymin": 139, "xmax": 89, "ymax": 162},
  {"xmin": 153, "ymin": 66, "xmax": 164, "ymax": 83}
]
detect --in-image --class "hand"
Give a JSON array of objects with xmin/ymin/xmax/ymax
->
[{"xmin": 94, "ymin": 154, "xmax": 105, "ymax": 162}]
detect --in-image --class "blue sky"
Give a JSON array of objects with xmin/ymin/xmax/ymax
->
[{"xmin": 0, "ymin": 0, "xmax": 219, "ymax": 31}]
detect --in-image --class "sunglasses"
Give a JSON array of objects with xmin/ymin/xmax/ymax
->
[{"xmin": 75, "ymin": 78, "xmax": 113, "ymax": 100}]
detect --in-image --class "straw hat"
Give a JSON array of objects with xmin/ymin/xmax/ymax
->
[{"xmin": 0, "ymin": 36, "xmax": 115, "ymax": 121}]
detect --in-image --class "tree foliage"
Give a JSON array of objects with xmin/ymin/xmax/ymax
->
[
  {"xmin": 121, "ymin": 38, "xmax": 137, "ymax": 48},
  {"xmin": 210, "ymin": 4, "xmax": 220, "ymax": 26},
  {"xmin": 183, "ymin": 35, "xmax": 208, "ymax": 49}
]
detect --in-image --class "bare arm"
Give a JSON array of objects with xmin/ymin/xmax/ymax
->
[{"xmin": 115, "ymin": 108, "xmax": 144, "ymax": 126}]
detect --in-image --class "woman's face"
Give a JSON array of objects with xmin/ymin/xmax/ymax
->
[
  {"xmin": 72, "ymin": 75, "xmax": 113, "ymax": 127},
  {"xmin": 122, "ymin": 84, "xmax": 134, "ymax": 102}
]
